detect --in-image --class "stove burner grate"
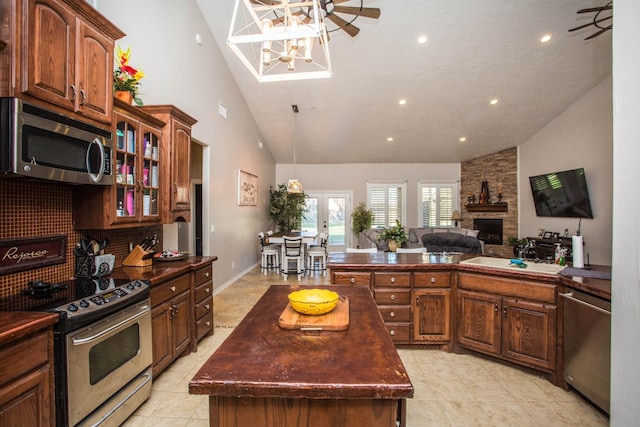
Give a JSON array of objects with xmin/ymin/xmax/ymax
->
[{"xmin": 21, "ymin": 281, "xmax": 68, "ymax": 299}]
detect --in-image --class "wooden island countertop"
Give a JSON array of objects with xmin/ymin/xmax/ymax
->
[{"xmin": 189, "ymin": 284, "xmax": 413, "ymax": 427}]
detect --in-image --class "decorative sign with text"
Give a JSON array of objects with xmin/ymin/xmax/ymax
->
[{"xmin": 0, "ymin": 235, "xmax": 67, "ymax": 275}]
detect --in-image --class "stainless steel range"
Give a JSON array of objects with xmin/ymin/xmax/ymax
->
[{"xmin": 2, "ymin": 278, "xmax": 152, "ymax": 426}]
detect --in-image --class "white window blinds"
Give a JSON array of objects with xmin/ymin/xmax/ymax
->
[
  {"xmin": 367, "ymin": 182, "xmax": 406, "ymax": 228},
  {"xmin": 419, "ymin": 183, "xmax": 458, "ymax": 227}
]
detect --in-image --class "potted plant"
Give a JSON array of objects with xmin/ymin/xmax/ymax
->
[
  {"xmin": 113, "ymin": 46, "xmax": 145, "ymax": 106},
  {"xmin": 269, "ymin": 183, "xmax": 307, "ymax": 232},
  {"xmin": 378, "ymin": 219, "xmax": 408, "ymax": 252},
  {"xmin": 351, "ymin": 202, "xmax": 374, "ymax": 246}
]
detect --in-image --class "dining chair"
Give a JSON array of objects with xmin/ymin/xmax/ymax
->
[
  {"xmin": 395, "ymin": 247, "xmax": 427, "ymax": 253},
  {"xmin": 346, "ymin": 247, "xmax": 378, "ymax": 253},
  {"xmin": 307, "ymin": 232, "xmax": 328, "ymax": 272},
  {"xmin": 282, "ymin": 236, "xmax": 305, "ymax": 277},
  {"xmin": 258, "ymin": 232, "xmax": 279, "ymax": 272}
]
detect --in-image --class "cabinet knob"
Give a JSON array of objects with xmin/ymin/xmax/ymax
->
[
  {"xmin": 205, "ymin": 272, "xmax": 210, "ymax": 277},
  {"xmin": 390, "ymin": 311, "xmax": 395, "ymax": 317},
  {"xmin": 205, "ymin": 304, "xmax": 210, "ymax": 310},
  {"xmin": 389, "ymin": 329, "xmax": 395, "ymax": 336},
  {"xmin": 205, "ymin": 321, "xmax": 211, "ymax": 327},
  {"xmin": 495, "ymin": 303, "xmax": 499, "ymax": 313},
  {"xmin": 390, "ymin": 294, "xmax": 396, "ymax": 300},
  {"xmin": 170, "ymin": 286, "xmax": 176, "ymax": 292},
  {"xmin": 430, "ymin": 277, "xmax": 436, "ymax": 283},
  {"xmin": 350, "ymin": 277, "xmax": 356, "ymax": 284},
  {"xmin": 79, "ymin": 89, "xmax": 87, "ymax": 105},
  {"xmin": 205, "ymin": 287, "xmax": 210, "ymax": 293},
  {"xmin": 390, "ymin": 277, "xmax": 396, "ymax": 283},
  {"xmin": 70, "ymin": 84, "xmax": 77, "ymax": 101}
]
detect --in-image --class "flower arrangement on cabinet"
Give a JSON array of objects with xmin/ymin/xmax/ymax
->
[
  {"xmin": 113, "ymin": 46, "xmax": 145, "ymax": 106},
  {"xmin": 378, "ymin": 219, "xmax": 409, "ymax": 250}
]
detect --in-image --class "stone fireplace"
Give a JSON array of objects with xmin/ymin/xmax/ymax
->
[{"xmin": 473, "ymin": 219, "xmax": 504, "ymax": 245}]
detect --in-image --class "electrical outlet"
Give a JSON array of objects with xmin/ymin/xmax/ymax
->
[
  {"xmin": 232, "ymin": 262, "xmax": 235, "ymax": 269},
  {"xmin": 210, "ymin": 225, "xmax": 215, "ymax": 233}
]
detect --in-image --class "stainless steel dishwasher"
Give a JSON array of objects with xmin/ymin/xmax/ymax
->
[{"xmin": 560, "ymin": 288, "xmax": 611, "ymax": 414}]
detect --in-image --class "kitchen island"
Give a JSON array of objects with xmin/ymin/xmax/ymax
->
[{"xmin": 189, "ymin": 284, "xmax": 413, "ymax": 427}]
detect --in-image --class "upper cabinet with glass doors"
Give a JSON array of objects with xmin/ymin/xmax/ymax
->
[{"xmin": 72, "ymin": 99, "xmax": 166, "ymax": 229}]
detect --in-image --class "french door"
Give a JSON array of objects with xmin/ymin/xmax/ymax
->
[{"xmin": 303, "ymin": 192, "xmax": 352, "ymax": 252}]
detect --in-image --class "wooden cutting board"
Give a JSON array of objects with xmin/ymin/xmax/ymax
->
[{"xmin": 278, "ymin": 296, "xmax": 349, "ymax": 331}]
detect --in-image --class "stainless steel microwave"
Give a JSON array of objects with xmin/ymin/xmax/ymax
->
[{"xmin": 0, "ymin": 97, "xmax": 113, "ymax": 185}]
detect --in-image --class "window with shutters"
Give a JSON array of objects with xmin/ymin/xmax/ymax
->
[
  {"xmin": 367, "ymin": 182, "xmax": 407, "ymax": 228},
  {"xmin": 418, "ymin": 182, "xmax": 459, "ymax": 227}
]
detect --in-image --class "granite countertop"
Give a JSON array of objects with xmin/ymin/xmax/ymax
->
[
  {"xmin": 110, "ymin": 255, "xmax": 217, "ymax": 285},
  {"xmin": 327, "ymin": 252, "xmax": 611, "ymax": 300},
  {"xmin": 0, "ymin": 312, "xmax": 58, "ymax": 347}
]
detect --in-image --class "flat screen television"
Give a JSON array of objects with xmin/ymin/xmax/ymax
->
[{"xmin": 529, "ymin": 168, "xmax": 594, "ymax": 218}]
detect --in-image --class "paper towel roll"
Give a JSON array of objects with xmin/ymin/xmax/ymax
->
[{"xmin": 572, "ymin": 235, "xmax": 584, "ymax": 268}]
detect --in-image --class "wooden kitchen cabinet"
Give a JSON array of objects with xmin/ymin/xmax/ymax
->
[
  {"xmin": 457, "ymin": 273, "xmax": 557, "ymax": 371},
  {"xmin": 193, "ymin": 263, "xmax": 214, "ymax": 346},
  {"xmin": 331, "ymin": 271, "xmax": 372, "ymax": 287},
  {"xmin": 141, "ymin": 105, "xmax": 197, "ymax": 223},
  {"xmin": 150, "ymin": 274, "xmax": 192, "ymax": 377},
  {"xmin": 373, "ymin": 272, "xmax": 412, "ymax": 343},
  {"xmin": 72, "ymin": 99, "xmax": 166, "ymax": 228},
  {"xmin": 0, "ymin": 314, "xmax": 57, "ymax": 427},
  {"xmin": 0, "ymin": 0, "xmax": 124, "ymax": 125},
  {"xmin": 413, "ymin": 289, "xmax": 451, "ymax": 344}
]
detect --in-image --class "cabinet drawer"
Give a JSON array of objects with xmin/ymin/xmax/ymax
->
[
  {"xmin": 194, "ymin": 265, "xmax": 213, "ymax": 286},
  {"xmin": 378, "ymin": 305, "xmax": 411, "ymax": 322},
  {"xmin": 373, "ymin": 272, "xmax": 411, "ymax": 288},
  {"xmin": 385, "ymin": 324, "xmax": 411, "ymax": 342},
  {"xmin": 414, "ymin": 272, "xmax": 451, "ymax": 288},
  {"xmin": 196, "ymin": 313, "xmax": 213, "ymax": 340},
  {"xmin": 375, "ymin": 289, "xmax": 411, "ymax": 305},
  {"xmin": 196, "ymin": 295, "xmax": 213, "ymax": 320},
  {"xmin": 458, "ymin": 273, "xmax": 556, "ymax": 303},
  {"xmin": 332, "ymin": 272, "xmax": 371, "ymax": 286},
  {"xmin": 151, "ymin": 274, "xmax": 190, "ymax": 306},
  {"xmin": 195, "ymin": 281, "xmax": 213, "ymax": 303},
  {"xmin": 0, "ymin": 330, "xmax": 49, "ymax": 386}
]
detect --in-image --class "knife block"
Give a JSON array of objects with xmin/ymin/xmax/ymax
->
[{"xmin": 122, "ymin": 245, "xmax": 153, "ymax": 267}]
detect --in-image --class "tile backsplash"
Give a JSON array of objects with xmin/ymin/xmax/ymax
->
[{"xmin": 1, "ymin": 179, "xmax": 162, "ymax": 302}]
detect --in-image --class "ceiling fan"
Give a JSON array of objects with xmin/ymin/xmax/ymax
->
[
  {"xmin": 569, "ymin": 2, "xmax": 612, "ymax": 40},
  {"xmin": 251, "ymin": 0, "xmax": 381, "ymax": 38}
]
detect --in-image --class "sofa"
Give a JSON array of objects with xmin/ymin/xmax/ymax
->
[{"xmin": 359, "ymin": 227, "xmax": 484, "ymax": 254}]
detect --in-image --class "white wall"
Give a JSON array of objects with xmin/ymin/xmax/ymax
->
[
  {"xmin": 611, "ymin": 0, "xmax": 640, "ymax": 423},
  {"xmin": 519, "ymin": 78, "xmax": 613, "ymax": 265},
  {"xmin": 98, "ymin": 0, "xmax": 276, "ymax": 288},
  {"xmin": 276, "ymin": 163, "xmax": 461, "ymax": 229}
]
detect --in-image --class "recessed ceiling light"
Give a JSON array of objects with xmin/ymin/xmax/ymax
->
[
  {"xmin": 418, "ymin": 35, "xmax": 428, "ymax": 44},
  {"xmin": 490, "ymin": 99, "xmax": 499, "ymax": 105},
  {"xmin": 387, "ymin": 137, "xmax": 394, "ymax": 142},
  {"xmin": 540, "ymin": 34, "xmax": 552, "ymax": 43},
  {"xmin": 398, "ymin": 99, "xmax": 407, "ymax": 105},
  {"xmin": 459, "ymin": 137, "xmax": 467, "ymax": 143}
]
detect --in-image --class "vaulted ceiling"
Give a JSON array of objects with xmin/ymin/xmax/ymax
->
[{"xmin": 196, "ymin": 0, "xmax": 612, "ymax": 164}]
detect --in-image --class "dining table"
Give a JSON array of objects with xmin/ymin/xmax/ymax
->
[{"xmin": 267, "ymin": 230, "xmax": 317, "ymax": 245}]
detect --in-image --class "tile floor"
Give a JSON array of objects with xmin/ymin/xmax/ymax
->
[{"xmin": 123, "ymin": 267, "xmax": 609, "ymax": 427}]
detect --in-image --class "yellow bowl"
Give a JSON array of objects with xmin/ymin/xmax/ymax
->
[{"xmin": 288, "ymin": 289, "xmax": 340, "ymax": 315}]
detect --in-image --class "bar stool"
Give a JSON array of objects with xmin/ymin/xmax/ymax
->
[
  {"xmin": 307, "ymin": 232, "xmax": 328, "ymax": 273},
  {"xmin": 282, "ymin": 236, "xmax": 304, "ymax": 278},
  {"xmin": 258, "ymin": 232, "xmax": 279, "ymax": 272}
]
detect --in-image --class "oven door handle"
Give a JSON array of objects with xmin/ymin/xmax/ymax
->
[{"xmin": 71, "ymin": 304, "xmax": 150, "ymax": 345}]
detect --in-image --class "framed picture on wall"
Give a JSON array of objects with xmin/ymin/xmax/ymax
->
[
  {"xmin": 238, "ymin": 170, "xmax": 258, "ymax": 206},
  {"xmin": 537, "ymin": 228, "xmax": 545, "ymax": 237},
  {"xmin": 543, "ymin": 231, "xmax": 553, "ymax": 239},
  {"xmin": 551, "ymin": 232, "xmax": 560, "ymax": 239}
]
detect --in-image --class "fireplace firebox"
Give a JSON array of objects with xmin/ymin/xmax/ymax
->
[{"xmin": 473, "ymin": 219, "xmax": 503, "ymax": 245}]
